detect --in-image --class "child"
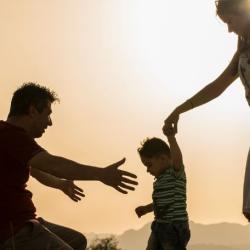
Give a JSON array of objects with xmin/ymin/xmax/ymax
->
[{"xmin": 135, "ymin": 126, "xmax": 190, "ymax": 250}]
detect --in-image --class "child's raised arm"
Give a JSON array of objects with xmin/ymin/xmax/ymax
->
[{"xmin": 163, "ymin": 126, "xmax": 184, "ymax": 171}]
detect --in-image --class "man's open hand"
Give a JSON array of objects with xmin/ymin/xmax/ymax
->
[
  {"xmin": 60, "ymin": 180, "xmax": 85, "ymax": 202},
  {"xmin": 100, "ymin": 158, "xmax": 138, "ymax": 194}
]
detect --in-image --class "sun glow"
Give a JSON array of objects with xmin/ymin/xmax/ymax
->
[{"xmin": 1, "ymin": 0, "xmax": 249, "ymax": 235}]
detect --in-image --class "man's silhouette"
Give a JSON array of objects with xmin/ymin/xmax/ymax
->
[{"xmin": 0, "ymin": 83, "xmax": 137, "ymax": 250}]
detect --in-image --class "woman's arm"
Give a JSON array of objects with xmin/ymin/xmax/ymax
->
[{"xmin": 164, "ymin": 51, "xmax": 240, "ymax": 131}]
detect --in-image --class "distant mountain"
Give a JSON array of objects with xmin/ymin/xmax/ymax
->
[
  {"xmin": 190, "ymin": 222, "xmax": 250, "ymax": 245},
  {"xmin": 117, "ymin": 223, "xmax": 150, "ymax": 250},
  {"xmin": 86, "ymin": 221, "xmax": 250, "ymax": 250}
]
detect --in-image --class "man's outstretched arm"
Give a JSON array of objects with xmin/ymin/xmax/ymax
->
[
  {"xmin": 30, "ymin": 168, "xmax": 85, "ymax": 202},
  {"xmin": 29, "ymin": 152, "xmax": 138, "ymax": 194}
]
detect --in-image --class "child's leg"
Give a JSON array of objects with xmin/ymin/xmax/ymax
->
[
  {"xmin": 157, "ymin": 223, "xmax": 178, "ymax": 250},
  {"xmin": 146, "ymin": 232, "xmax": 160, "ymax": 250},
  {"xmin": 162, "ymin": 242, "xmax": 176, "ymax": 250},
  {"xmin": 146, "ymin": 222, "xmax": 162, "ymax": 250},
  {"xmin": 173, "ymin": 222, "xmax": 190, "ymax": 250}
]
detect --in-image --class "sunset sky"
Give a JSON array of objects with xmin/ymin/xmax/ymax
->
[{"xmin": 1, "ymin": 0, "xmax": 250, "ymax": 235}]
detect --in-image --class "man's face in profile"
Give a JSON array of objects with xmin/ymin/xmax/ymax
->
[{"xmin": 30, "ymin": 102, "xmax": 53, "ymax": 138}]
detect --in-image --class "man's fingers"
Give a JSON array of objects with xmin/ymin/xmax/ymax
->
[
  {"xmin": 121, "ymin": 177, "xmax": 138, "ymax": 185},
  {"xmin": 75, "ymin": 195, "xmax": 82, "ymax": 200},
  {"xmin": 72, "ymin": 197, "xmax": 79, "ymax": 202},
  {"xmin": 120, "ymin": 170, "xmax": 137, "ymax": 179},
  {"xmin": 119, "ymin": 182, "xmax": 135, "ymax": 191},
  {"xmin": 73, "ymin": 185, "xmax": 83, "ymax": 192},
  {"xmin": 108, "ymin": 158, "xmax": 126, "ymax": 168},
  {"xmin": 74, "ymin": 190, "xmax": 85, "ymax": 197},
  {"xmin": 114, "ymin": 186, "xmax": 128, "ymax": 194},
  {"xmin": 72, "ymin": 194, "xmax": 83, "ymax": 201}
]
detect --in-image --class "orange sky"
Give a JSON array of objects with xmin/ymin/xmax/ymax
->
[{"xmin": 1, "ymin": 0, "xmax": 250, "ymax": 234}]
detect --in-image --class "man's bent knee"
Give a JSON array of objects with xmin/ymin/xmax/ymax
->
[{"xmin": 75, "ymin": 233, "xmax": 87, "ymax": 250}]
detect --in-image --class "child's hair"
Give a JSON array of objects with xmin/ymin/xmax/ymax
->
[{"xmin": 138, "ymin": 137, "xmax": 171, "ymax": 158}]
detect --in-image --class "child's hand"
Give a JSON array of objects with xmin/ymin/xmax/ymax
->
[
  {"xmin": 135, "ymin": 206, "xmax": 148, "ymax": 218},
  {"xmin": 163, "ymin": 124, "xmax": 177, "ymax": 137},
  {"xmin": 60, "ymin": 180, "xmax": 85, "ymax": 202}
]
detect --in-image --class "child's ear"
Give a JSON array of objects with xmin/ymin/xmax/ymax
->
[
  {"xmin": 159, "ymin": 154, "xmax": 168, "ymax": 161},
  {"xmin": 163, "ymin": 154, "xmax": 172, "ymax": 164},
  {"xmin": 169, "ymin": 158, "xmax": 174, "ymax": 165}
]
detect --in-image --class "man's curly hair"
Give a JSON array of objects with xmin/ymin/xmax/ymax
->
[{"xmin": 8, "ymin": 82, "xmax": 59, "ymax": 117}]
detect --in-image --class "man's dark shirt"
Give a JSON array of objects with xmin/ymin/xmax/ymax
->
[{"xmin": 0, "ymin": 121, "xmax": 44, "ymax": 242}]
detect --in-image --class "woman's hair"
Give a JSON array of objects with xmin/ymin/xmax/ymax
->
[
  {"xmin": 216, "ymin": 0, "xmax": 250, "ymax": 52},
  {"xmin": 215, "ymin": 0, "xmax": 247, "ymax": 16}
]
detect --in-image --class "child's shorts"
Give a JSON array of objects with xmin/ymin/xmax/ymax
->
[{"xmin": 146, "ymin": 221, "xmax": 190, "ymax": 250}]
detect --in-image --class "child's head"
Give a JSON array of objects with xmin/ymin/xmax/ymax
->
[{"xmin": 138, "ymin": 137, "xmax": 171, "ymax": 178}]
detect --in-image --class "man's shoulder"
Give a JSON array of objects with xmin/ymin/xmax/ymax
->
[
  {"xmin": 0, "ymin": 121, "xmax": 45, "ymax": 164},
  {"xmin": 0, "ymin": 120, "xmax": 7, "ymax": 130},
  {"xmin": 0, "ymin": 121, "xmax": 28, "ymax": 136},
  {"xmin": 0, "ymin": 121, "xmax": 37, "ymax": 148},
  {"xmin": 0, "ymin": 121, "xmax": 24, "ymax": 133}
]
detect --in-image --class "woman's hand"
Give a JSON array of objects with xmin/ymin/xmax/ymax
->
[
  {"xmin": 163, "ymin": 109, "xmax": 180, "ymax": 134},
  {"xmin": 163, "ymin": 124, "xmax": 177, "ymax": 137}
]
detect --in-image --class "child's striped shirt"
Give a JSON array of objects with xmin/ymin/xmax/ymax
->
[{"xmin": 152, "ymin": 166, "xmax": 188, "ymax": 223}]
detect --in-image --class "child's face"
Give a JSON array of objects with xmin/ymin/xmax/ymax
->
[{"xmin": 141, "ymin": 154, "xmax": 171, "ymax": 178}]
